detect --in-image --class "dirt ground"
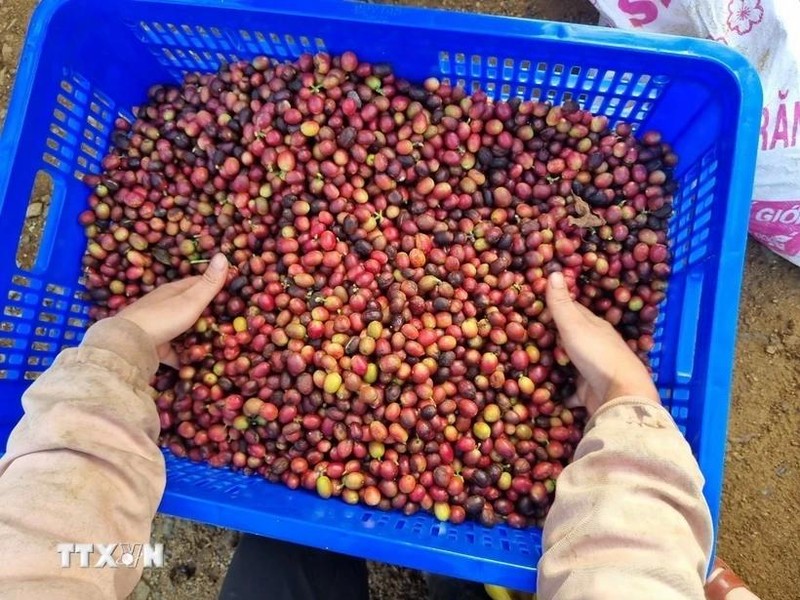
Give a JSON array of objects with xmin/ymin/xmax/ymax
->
[{"xmin": 1, "ymin": 0, "xmax": 798, "ymax": 599}]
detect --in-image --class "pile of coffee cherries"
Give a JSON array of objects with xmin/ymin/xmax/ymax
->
[{"xmin": 80, "ymin": 51, "xmax": 675, "ymax": 528}]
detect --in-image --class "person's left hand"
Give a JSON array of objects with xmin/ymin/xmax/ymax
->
[{"xmin": 117, "ymin": 253, "xmax": 228, "ymax": 366}]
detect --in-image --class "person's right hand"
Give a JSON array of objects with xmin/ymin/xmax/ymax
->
[{"xmin": 545, "ymin": 271, "xmax": 660, "ymax": 416}]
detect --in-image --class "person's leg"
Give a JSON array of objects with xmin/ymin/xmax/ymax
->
[
  {"xmin": 219, "ymin": 535, "xmax": 370, "ymax": 600},
  {"xmin": 424, "ymin": 573, "xmax": 491, "ymax": 600}
]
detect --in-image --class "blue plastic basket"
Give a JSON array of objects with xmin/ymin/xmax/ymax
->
[{"xmin": 0, "ymin": 0, "xmax": 760, "ymax": 590}]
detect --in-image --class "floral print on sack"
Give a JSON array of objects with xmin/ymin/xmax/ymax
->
[{"xmin": 726, "ymin": 0, "xmax": 764, "ymax": 35}]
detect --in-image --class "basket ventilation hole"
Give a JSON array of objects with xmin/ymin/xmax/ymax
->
[{"xmin": 16, "ymin": 171, "xmax": 55, "ymax": 271}]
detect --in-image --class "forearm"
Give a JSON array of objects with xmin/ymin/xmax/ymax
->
[
  {"xmin": 538, "ymin": 397, "xmax": 713, "ymax": 600},
  {"xmin": 0, "ymin": 318, "xmax": 166, "ymax": 599}
]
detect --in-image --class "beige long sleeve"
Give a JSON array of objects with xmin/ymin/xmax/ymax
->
[
  {"xmin": 537, "ymin": 396, "xmax": 714, "ymax": 599},
  {"xmin": 0, "ymin": 317, "xmax": 166, "ymax": 599}
]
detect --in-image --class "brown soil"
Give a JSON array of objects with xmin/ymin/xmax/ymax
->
[{"xmin": 1, "ymin": 1, "xmax": 797, "ymax": 599}]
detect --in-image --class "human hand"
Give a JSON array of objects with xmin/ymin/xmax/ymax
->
[
  {"xmin": 117, "ymin": 253, "xmax": 228, "ymax": 366},
  {"xmin": 545, "ymin": 271, "xmax": 660, "ymax": 416}
]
